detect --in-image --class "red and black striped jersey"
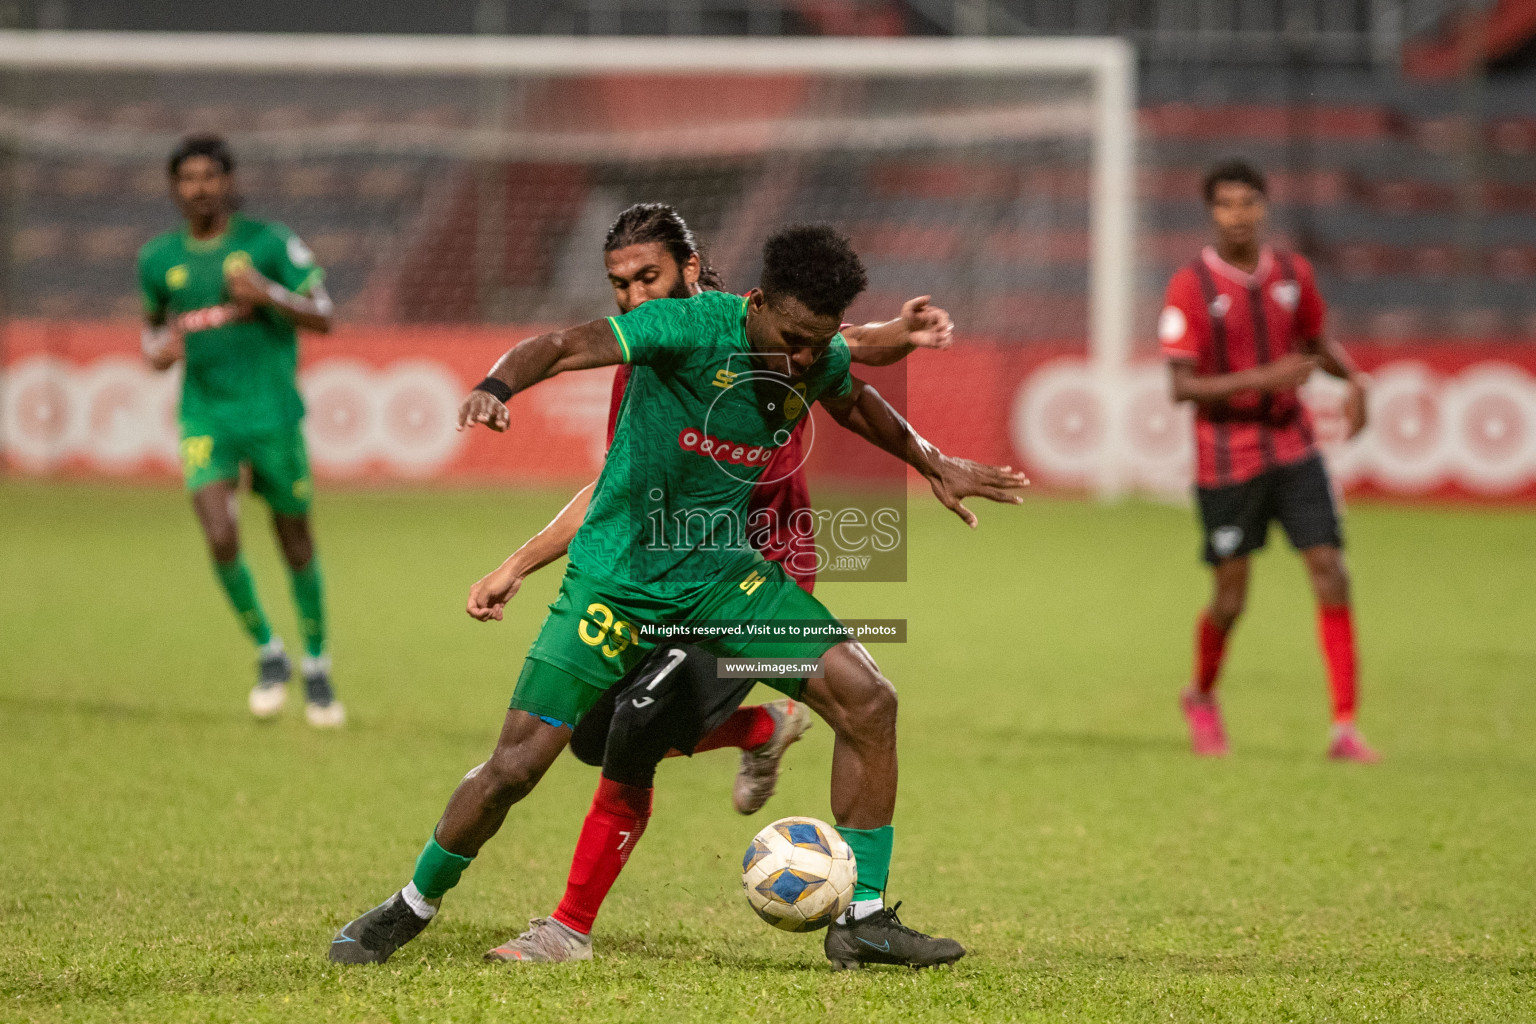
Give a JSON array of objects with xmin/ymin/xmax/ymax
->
[{"xmin": 1160, "ymin": 246, "xmax": 1325, "ymax": 488}]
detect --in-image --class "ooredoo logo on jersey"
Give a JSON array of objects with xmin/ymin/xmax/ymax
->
[{"xmin": 677, "ymin": 427, "xmax": 778, "ymax": 467}]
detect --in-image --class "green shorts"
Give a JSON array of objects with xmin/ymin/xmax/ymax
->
[
  {"xmin": 511, "ymin": 558, "xmax": 842, "ymax": 728},
  {"xmin": 179, "ymin": 421, "xmax": 313, "ymax": 517}
]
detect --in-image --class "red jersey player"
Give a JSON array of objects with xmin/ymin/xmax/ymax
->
[{"xmin": 1160, "ymin": 160, "xmax": 1378, "ymax": 763}]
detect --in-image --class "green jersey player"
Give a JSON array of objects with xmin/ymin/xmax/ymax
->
[
  {"xmin": 330, "ymin": 225, "xmax": 1029, "ymax": 969},
  {"xmin": 137, "ymin": 135, "xmax": 343, "ymax": 727}
]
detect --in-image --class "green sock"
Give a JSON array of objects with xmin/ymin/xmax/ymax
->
[
  {"xmin": 214, "ymin": 556, "xmax": 272, "ymax": 646},
  {"xmin": 836, "ymin": 824, "xmax": 894, "ymax": 903},
  {"xmin": 286, "ymin": 557, "xmax": 327, "ymax": 658},
  {"xmin": 412, "ymin": 836, "xmax": 475, "ymax": 899}
]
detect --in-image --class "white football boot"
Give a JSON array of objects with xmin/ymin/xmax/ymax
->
[
  {"xmin": 302, "ymin": 655, "xmax": 346, "ymax": 728},
  {"xmin": 248, "ymin": 638, "xmax": 291, "ymax": 719}
]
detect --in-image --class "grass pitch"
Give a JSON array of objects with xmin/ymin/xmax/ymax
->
[{"xmin": 2, "ymin": 480, "xmax": 1534, "ymax": 1022}]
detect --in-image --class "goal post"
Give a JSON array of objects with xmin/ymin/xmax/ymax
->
[{"xmin": 0, "ymin": 32, "xmax": 1136, "ymax": 494}]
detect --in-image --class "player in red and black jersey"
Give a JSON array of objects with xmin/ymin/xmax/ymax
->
[{"xmin": 1160, "ymin": 160, "xmax": 1378, "ymax": 762}]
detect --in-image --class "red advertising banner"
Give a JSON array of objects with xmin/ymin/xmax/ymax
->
[
  {"xmin": 2, "ymin": 321, "xmax": 606, "ymax": 484},
  {"xmin": 1000, "ymin": 344, "xmax": 1536, "ymax": 501},
  {"xmin": 4, "ymin": 320, "xmax": 1535, "ymax": 501}
]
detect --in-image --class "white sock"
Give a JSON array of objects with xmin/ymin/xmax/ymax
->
[
  {"xmin": 840, "ymin": 898, "xmax": 883, "ymax": 924},
  {"xmin": 548, "ymin": 917, "xmax": 590, "ymax": 942},
  {"xmin": 401, "ymin": 881, "xmax": 439, "ymax": 920},
  {"xmin": 302, "ymin": 654, "xmax": 331, "ymax": 679},
  {"xmin": 259, "ymin": 636, "xmax": 285, "ymax": 658}
]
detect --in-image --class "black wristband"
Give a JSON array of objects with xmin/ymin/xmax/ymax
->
[{"xmin": 474, "ymin": 377, "xmax": 513, "ymax": 403}]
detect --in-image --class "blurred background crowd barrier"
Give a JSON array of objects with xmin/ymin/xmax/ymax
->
[{"xmin": 1, "ymin": 0, "xmax": 1534, "ymax": 500}]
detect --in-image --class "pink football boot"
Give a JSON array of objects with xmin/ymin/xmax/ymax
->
[
  {"xmin": 1327, "ymin": 723, "xmax": 1380, "ymax": 763},
  {"xmin": 1180, "ymin": 687, "xmax": 1229, "ymax": 757}
]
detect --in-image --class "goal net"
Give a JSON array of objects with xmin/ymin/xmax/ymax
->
[{"xmin": 0, "ymin": 34, "xmax": 1138, "ymax": 501}]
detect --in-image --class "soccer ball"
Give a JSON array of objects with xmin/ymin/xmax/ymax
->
[{"xmin": 741, "ymin": 816, "xmax": 857, "ymax": 932}]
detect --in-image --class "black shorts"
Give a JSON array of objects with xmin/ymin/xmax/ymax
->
[
  {"xmin": 1195, "ymin": 454, "xmax": 1343, "ymax": 566},
  {"xmin": 568, "ymin": 644, "xmax": 756, "ymax": 773}
]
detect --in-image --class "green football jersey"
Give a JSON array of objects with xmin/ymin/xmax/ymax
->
[
  {"xmin": 569, "ymin": 290, "xmax": 853, "ymax": 589},
  {"xmin": 136, "ymin": 213, "xmax": 325, "ymax": 434}
]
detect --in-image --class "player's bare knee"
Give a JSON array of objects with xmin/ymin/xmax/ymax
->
[
  {"xmin": 1211, "ymin": 592, "xmax": 1245, "ymax": 628},
  {"xmin": 1307, "ymin": 550, "xmax": 1350, "ymax": 606},
  {"xmin": 274, "ymin": 516, "xmax": 314, "ymax": 568},
  {"xmin": 207, "ymin": 529, "xmax": 240, "ymax": 564},
  {"xmin": 481, "ymin": 745, "xmax": 548, "ymax": 804},
  {"xmin": 280, "ymin": 534, "xmax": 313, "ymax": 570},
  {"xmin": 1210, "ymin": 564, "xmax": 1248, "ymax": 627},
  {"xmin": 815, "ymin": 643, "xmax": 897, "ymax": 743},
  {"xmin": 839, "ymin": 669, "xmax": 897, "ymax": 746},
  {"xmin": 864, "ymin": 673, "xmax": 898, "ymax": 736}
]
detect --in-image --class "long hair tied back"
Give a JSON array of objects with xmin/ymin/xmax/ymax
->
[{"xmin": 603, "ymin": 202, "xmax": 723, "ymax": 290}]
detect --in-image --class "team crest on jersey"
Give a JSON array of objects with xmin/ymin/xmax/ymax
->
[
  {"xmin": 1208, "ymin": 294, "xmax": 1232, "ymax": 318},
  {"xmin": 222, "ymin": 250, "xmax": 252, "ymax": 276},
  {"xmin": 1211, "ymin": 525, "xmax": 1244, "ymax": 557},
  {"xmin": 1270, "ymin": 281, "xmax": 1299, "ymax": 311},
  {"xmin": 1158, "ymin": 306, "xmax": 1187, "ymax": 343},
  {"xmin": 166, "ymin": 265, "xmax": 188, "ymax": 290},
  {"xmin": 286, "ymin": 235, "xmax": 315, "ymax": 268},
  {"xmin": 782, "ymin": 383, "xmax": 807, "ymax": 420}
]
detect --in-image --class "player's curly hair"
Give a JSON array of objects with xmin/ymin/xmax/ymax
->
[
  {"xmin": 759, "ymin": 224, "xmax": 867, "ymax": 318},
  {"xmin": 168, "ymin": 134, "xmax": 235, "ymax": 176},
  {"xmin": 1202, "ymin": 159, "xmax": 1267, "ymax": 203},
  {"xmin": 604, "ymin": 202, "xmax": 724, "ymax": 290}
]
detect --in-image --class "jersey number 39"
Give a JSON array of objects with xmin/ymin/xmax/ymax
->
[{"xmin": 579, "ymin": 602, "xmax": 634, "ymax": 658}]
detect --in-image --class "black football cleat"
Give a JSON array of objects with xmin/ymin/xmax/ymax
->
[
  {"xmin": 328, "ymin": 891, "xmax": 432, "ymax": 964},
  {"xmin": 823, "ymin": 902, "xmax": 966, "ymax": 970}
]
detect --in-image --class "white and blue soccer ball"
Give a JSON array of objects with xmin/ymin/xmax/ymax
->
[{"xmin": 741, "ymin": 816, "xmax": 857, "ymax": 932}]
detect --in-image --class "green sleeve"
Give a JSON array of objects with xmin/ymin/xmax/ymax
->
[
  {"xmin": 816, "ymin": 334, "xmax": 854, "ymax": 402},
  {"xmin": 136, "ymin": 246, "xmax": 168, "ymax": 320},
  {"xmin": 606, "ymin": 292, "xmax": 740, "ymax": 367},
  {"xmin": 261, "ymin": 223, "xmax": 325, "ymax": 295}
]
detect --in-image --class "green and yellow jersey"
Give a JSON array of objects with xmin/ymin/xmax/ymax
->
[
  {"xmin": 518, "ymin": 289, "xmax": 855, "ymax": 725},
  {"xmin": 569, "ymin": 289, "xmax": 853, "ymax": 590},
  {"xmin": 136, "ymin": 213, "xmax": 324, "ymax": 434}
]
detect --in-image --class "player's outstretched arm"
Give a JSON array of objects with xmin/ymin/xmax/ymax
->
[
  {"xmin": 842, "ymin": 296, "xmax": 954, "ymax": 367},
  {"xmin": 458, "ymin": 320, "xmax": 624, "ymax": 433},
  {"xmin": 821, "ymin": 378, "xmax": 1028, "ymax": 528},
  {"xmin": 225, "ymin": 268, "xmax": 334, "ymax": 333},
  {"xmin": 466, "ymin": 482, "xmax": 595, "ymax": 621}
]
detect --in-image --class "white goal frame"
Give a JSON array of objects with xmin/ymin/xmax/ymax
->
[{"xmin": 0, "ymin": 31, "xmax": 1137, "ymax": 496}]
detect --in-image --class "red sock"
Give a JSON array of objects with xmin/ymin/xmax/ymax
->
[
  {"xmin": 1318, "ymin": 604, "xmax": 1357, "ymax": 725},
  {"xmin": 688, "ymin": 705, "xmax": 777, "ymax": 754},
  {"xmin": 1193, "ymin": 611, "xmax": 1230, "ymax": 696},
  {"xmin": 551, "ymin": 777, "xmax": 652, "ymax": 935}
]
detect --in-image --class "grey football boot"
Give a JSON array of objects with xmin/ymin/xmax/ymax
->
[
  {"xmin": 732, "ymin": 698, "xmax": 812, "ymax": 815},
  {"xmin": 484, "ymin": 917, "xmax": 593, "ymax": 963},
  {"xmin": 823, "ymin": 902, "xmax": 966, "ymax": 970},
  {"xmin": 328, "ymin": 891, "xmax": 434, "ymax": 964}
]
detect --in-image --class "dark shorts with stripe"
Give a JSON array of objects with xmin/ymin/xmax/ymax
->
[{"xmin": 1195, "ymin": 454, "xmax": 1342, "ymax": 566}]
